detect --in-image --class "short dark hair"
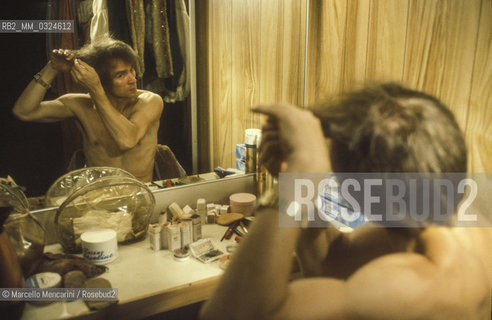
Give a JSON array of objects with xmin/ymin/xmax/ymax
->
[
  {"xmin": 75, "ymin": 36, "xmax": 138, "ymax": 89},
  {"xmin": 312, "ymin": 83, "xmax": 467, "ymax": 224},
  {"xmin": 312, "ymin": 83, "xmax": 467, "ymax": 174}
]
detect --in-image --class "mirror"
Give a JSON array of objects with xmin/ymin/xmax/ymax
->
[
  {"xmin": 0, "ymin": 0, "xmax": 310, "ymax": 207},
  {"xmin": 0, "ymin": 0, "xmax": 199, "ymax": 201}
]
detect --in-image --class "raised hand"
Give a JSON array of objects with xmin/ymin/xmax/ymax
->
[
  {"xmin": 50, "ymin": 49, "xmax": 75, "ymax": 73},
  {"xmin": 70, "ymin": 58, "xmax": 102, "ymax": 90},
  {"xmin": 252, "ymin": 104, "xmax": 330, "ymax": 174}
]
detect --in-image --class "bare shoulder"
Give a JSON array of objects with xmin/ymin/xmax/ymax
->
[
  {"xmin": 136, "ymin": 90, "xmax": 163, "ymax": 106},
  {"xmin": 346, "ymin": 248, "xmax": 490, "ymax": 319},
  {"xmin": 280, "ymin": 249, "xmax": 489, "ymax": 320}
]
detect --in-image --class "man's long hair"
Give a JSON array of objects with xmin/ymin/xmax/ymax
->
[{"xmin": 75, "ymin": 35, "xmax": 138, "ymax": 90}]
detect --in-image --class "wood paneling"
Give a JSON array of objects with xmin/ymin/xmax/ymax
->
[
  {"xmin": 306, "ymin": 0, "xmax": 489, "ymax": 172},
  {"xmin": 403, "ymin": 0, "xmax": 481, "ymax": 130},
  {"xmin": 210, "ymin": 0, "xmax": 233, "ymax": 168},
  {"xmin": 197, "ymin": 0, "xmax": 307, "ymax": 170},
  {"xmin": 307, "ymin": 0, "xmax": 348, "ymax": 102},
  {"xmin": 466, "ymin": 0, "xmax": 492, "ymax": 172},
  {"xmin": 343, "ymin": 0, "xmax": 370, "ymax": 90},
  {"xmin": 366, "ymin": 0, "xmax": 409, "ymax": 83},
  {"xmin": 231, "ymin": 0, "xmax": 261, "ymax": 155}
]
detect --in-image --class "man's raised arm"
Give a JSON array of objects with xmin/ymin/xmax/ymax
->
[
  {"xmin": 13, "ymin": 49, "xmax": 76, "ymax": 122},
  {"xmin": 70, "ymin": 59, "xmax": 163, "ymax": 151}
]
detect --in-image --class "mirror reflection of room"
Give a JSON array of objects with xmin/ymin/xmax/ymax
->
[
  {"xmin": 0, "ymin": 1, "xmax": 491, "ymax": 320},
  {"xmin": 1, "ymin": 0, "xmax": 191, "ymax": 198}
]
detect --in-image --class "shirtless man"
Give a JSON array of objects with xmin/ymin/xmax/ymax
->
[
  {"xmin": 12, "ymin": 37, "xmax": 163, "ymax": 182},
  {"xmin": 200, "ymin": 83, "xmax": 491, "ymax": 319}
]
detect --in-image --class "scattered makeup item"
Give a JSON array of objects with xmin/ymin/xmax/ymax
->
[
  {"xmin": 180, "ymin": 220, "xmax": 193, "ymax": 247},
  {"xmin": 80, "ymin": 229, "xmax": 118, "ymax": 265},
  {"xmin": 168, "ymin": 202, "xmax": 185, "ymax": 219},
  {"xmin": 189, "ymin": 238, "xmax": 224, "ymax": 263},
  {"xmin": 229, "ymin": 193, "xmax": 256, "ymax": 216},
  {"xmin": 220, "ymin": 205, "xmax": 229, "ymax": 215},
  {"xmin": 197, "ymin": 198, "xmax": 207, "ymax": 224},
  {"xmin": 25, "ymin": 272, "xmax": 62, "ymax": 305},
  {"xmin": 26, "ymin": 272, "xmax": 62, "ymax": 289},
  {"xmin": 166, "ymin": 224, "xmax": 181, "ymax": 252},
  {"xmin": 239, "ymin": 221, "xmax": 248, "ymax": 234},
  {"xmin": 158, "ymin": 211, "xmax": 167, "ymax": 224},
  {"xmin": 192, "ymin": 214, "xmax": 202, "ymax": 241},
  {"xmin": 221, "ymin": 221, "xmax": 240, "ymax": 241},
  {"xmin": 63, "ymin": 270, "xmax": 87, "ymax": 288},
  {"xmin": 148, "ymin": 223, "xmax": 161, "ymax": 251},
  {"xmin": 173, "ymin": 248, "xmax": 191, "ymax": 262},
  {"xmin": 182, "ymin": 205, "xmax": 195, "ymax": 217},
  {"xmin": 215, "ymin": 213, "xmax": 244, "ymax": 226},
  {"xmin": 233, "ymin": 228, "xmax": 243, "ymax": 237},
  {"xmin": 83, "ymin": 277, "xmax": 118, "ymax": 310},
  {"xmin": 160, "ymin": 222, "xmax": 169, "ymax": 249}
]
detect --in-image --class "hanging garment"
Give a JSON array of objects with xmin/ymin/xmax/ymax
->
[
  {"xmin": 127, "ymin": 0, "xmax": 146, "ymax": 78},
  {"xmin": 151, "ymin": 0, "xmax": 173, "ymax": 78},
  {"xmin": 77, "ymin": 0, "xmax": 93, "ymax": 45},
  {"xmin": 165, "ymin": 0, "xmax": 190, "ymax": 102}
]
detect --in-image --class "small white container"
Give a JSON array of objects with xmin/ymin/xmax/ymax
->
[{"xmin": 81, "ymin": 229, "xmax": 118, "ymax": 265}]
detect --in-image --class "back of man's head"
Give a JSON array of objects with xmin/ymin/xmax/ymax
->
[
  {"xmin": 75, "ymin": 35, "xmax": 138, "ymax": 90},
  {"xmin": 313, "ymin": 83, "xmax": 467, "ymax": 225},
  {"xmin": 313, "ymin": 83, "xmax": 467, "ymax": 174}
]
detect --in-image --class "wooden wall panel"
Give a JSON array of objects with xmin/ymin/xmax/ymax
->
[
  {"xmin": 343, "ymin": 0, "xmax": 370, "ymax": 90},
  {"xmin": 231, "ymin": 0, "xmax": 261, "ymax": 160},
  {"xmin": 306, "ymin": 0, "xmax": 348, "ymax": 104},
  {"xmin": 365, "ymin": 0, "xmax": 408, "ymax": 83},
  {"xmin": 210, "ymin": 0, "xmax": 233, "ymax": 168},
  {"xmin": 466, "ymin": 0, "xmax": 492, "ymax": 172},
  {"xmin": 403, "ymin": 0, "xmax": 482, "ymax": 131},
  {"xmin": 256, "ymin": 0, "xmax": 285, "ymax": 128},
  {"xmin": 197, "ymin": 0, "xmax": 307, "ymax": 170},
  {"xmin": 198, "ymin": 0, "xmax": 489, "ymax": 172},
  {"xmin": 281, "ymin": 0, "xmax": 307, "ymax": 106}
]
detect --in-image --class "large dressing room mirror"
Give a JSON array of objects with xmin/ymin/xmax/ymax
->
[
  {"xmin": 0, "ymin": 0, "xmax": 199, "ymax": 199},
  {"xmin": 0, "ymin": 0, "xmax": 311, "ymax": 203}
]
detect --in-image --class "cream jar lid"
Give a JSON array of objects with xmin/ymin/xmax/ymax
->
[{"xmin": 229, "ymin": 193, "xmax": 256, "ymax": 205}]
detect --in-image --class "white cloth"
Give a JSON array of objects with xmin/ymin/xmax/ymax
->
[{"xmin": 90, "ymin": 0, "xmax": 109, "ymax": 42}]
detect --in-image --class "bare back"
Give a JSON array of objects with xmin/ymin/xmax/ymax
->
[
  {"xmin": 59, "ymin": 90, "xmax": 162, "ymax": 182},
  {"xmin": 296, "ymin": 225, "xmax": 492, "ymax": 319}
]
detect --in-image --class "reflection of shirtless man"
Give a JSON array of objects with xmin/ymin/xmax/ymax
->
[
  {"xmin": 201, "ymin": 84, "xmax": 492, "ymax": 319},
  {"xmin": 13, "ymin": 37, "xmax": 163, "ymax": 182}
]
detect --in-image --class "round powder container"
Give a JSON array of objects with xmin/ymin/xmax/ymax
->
[
  {"xmin": 173, "ymin": 248, "xmax": 190, "ymax": 262},
  {"xmin": 229, "ymin": 193, "xmax": 256, "ymax": 216},
  {"xmin": 81, "ymin": 229, "xmax": 118, "ymax": 265},
  {"xmin": 25, "ymin": 272, "xmax": 62, "ymax": 305}
]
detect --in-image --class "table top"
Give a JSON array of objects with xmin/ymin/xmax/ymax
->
[{"xmin": 21, "ymin": 224, "xmax": 235, "ymax": 320}]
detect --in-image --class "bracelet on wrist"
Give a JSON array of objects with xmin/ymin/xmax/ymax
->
[{"xmin": 33, "ymin": 73, "xmax": 51, "ymax": 89}]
